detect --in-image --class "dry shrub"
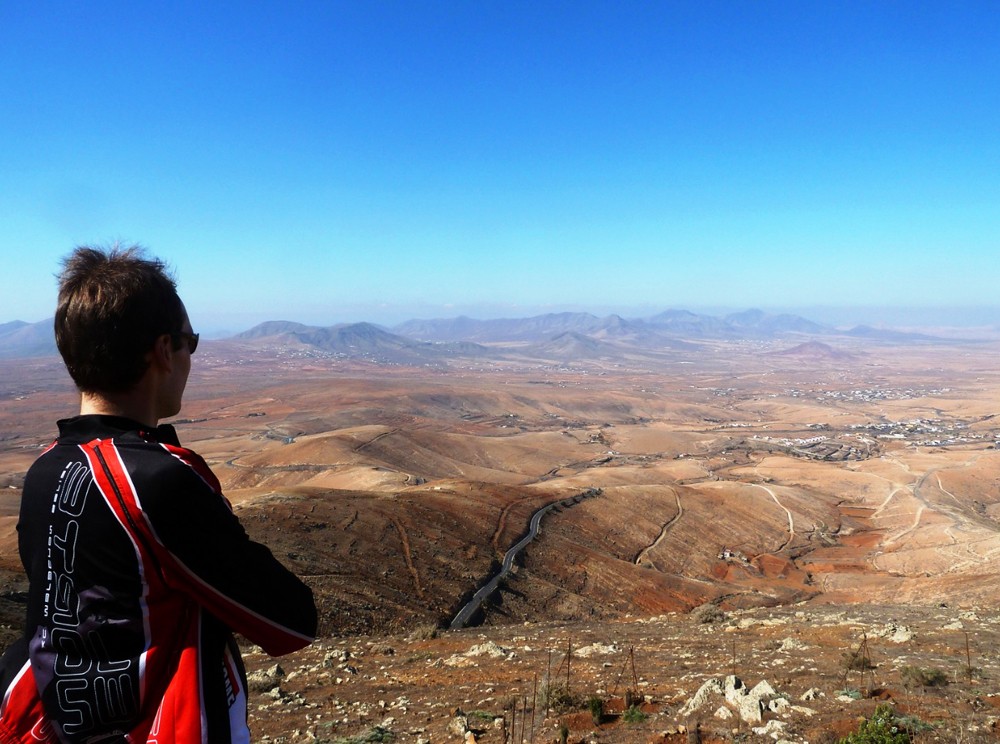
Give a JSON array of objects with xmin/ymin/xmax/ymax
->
[
  {"xmin": 899, "ymin": 665, "xmax": 948, "ymax": 688},
  {"xmin": 841, "ymin": 649, "xmax": 875, "ymax": 672},
  {"xmin": 407, "ymin": 623, "xmax": 439, "ymax": 641},
  {"xmin": 691, "ymin": 603, "xmax": 725, "ymax": 624},
  {"xmin": 541, "ymin": 683, "xmax": 582, "ymax": 713}
]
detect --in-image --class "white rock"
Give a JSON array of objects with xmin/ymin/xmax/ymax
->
[
  {"xmin": 714, "ymin": 706, "xmax": 733, "ymax": 720},
  {"xmin": 575, "ymin": 643, "xmax": 619, "ymax": 657},
  {"xmin": 740, "ymin": 681, "xmax": 777, "ymax": 724},
  {"xmin": 246, "ymin": 664, "xmax": 285, "ymax": 693},
  {"xmin": 768, "ymin": 697, "xmax": 791, "ymax": 715},
  {"xmin": 465, "ymin": 642, "xmax": 510, "ymax": 658},
  {"xmin": 752, "ymin": 719, "xmax": 786, "ymax": 737},
  {"xmin": 448, "ymin": 716, "xmax": 469, "ymax": 737},
  {"xmin": 678, "ymin": 678, "xmax": 723, "ymax": 717},
  {"xmin": 723, "ymin": 675, "xmax": 746, "ymax": 707},
  {"xmin": 885, "ymin": 624, "xmax": 914, "ymax": 642},
  {"xmin": 750, "ymin": 680, "xmax": 777, "ymax": 698}
]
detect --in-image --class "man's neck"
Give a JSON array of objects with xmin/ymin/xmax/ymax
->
[{"xmin": 79, "ymin": 390, "xmax": 159, "ymax": 429}]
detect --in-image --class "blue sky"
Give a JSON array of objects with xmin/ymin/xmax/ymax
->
[{"xmin": 2, "ymin": 2, "xmax": 998, "ymax": 332}]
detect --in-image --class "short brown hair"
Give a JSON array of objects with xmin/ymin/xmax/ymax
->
[{"xmin": 55, "ymin": 245, "xmax": 186, "ymax": 393}]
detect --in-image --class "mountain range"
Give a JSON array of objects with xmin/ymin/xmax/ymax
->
[
  {"xmin": 0, "ymin": 320, "xmax": 59, "ymax": 359},
  {"xmin": 0, "ymin": 309, "xmax": 953, "ymax": 362},
  {"xmin": 233, "ymin": 320, "xmax": 494, "ymax": 365}
]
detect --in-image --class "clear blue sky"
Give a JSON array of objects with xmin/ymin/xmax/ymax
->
[{"xmin": 2, "ymin": 2, "xmax": 998, "ymax": 332}]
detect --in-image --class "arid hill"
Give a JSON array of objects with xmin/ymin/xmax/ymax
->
[
  {"xmin": 768, "ymin": 341, "xmax": 856, "ymax": 361},
  {"xmin": 3, "ymin": 334, "xmax": 1000, "ymax": 740}
]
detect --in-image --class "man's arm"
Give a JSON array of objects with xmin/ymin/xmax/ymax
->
[{"xmin": 124, "ymin": 444, "xmax": 317, "ymax": 655}]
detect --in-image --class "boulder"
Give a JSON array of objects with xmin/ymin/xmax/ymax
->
[
  {"xmin": 677, "ymin": 679, "xmax": 723, "ymax": 717},
  {"xmin": 246, "ymin": 664, "xmax": 284, "ymax": 693},
  {"xmin": 448, "ymin": 715, "xmax": 469, "ymax": 737}
]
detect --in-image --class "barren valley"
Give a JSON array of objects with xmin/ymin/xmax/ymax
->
[{"xmin": 4, "ymin": 322, "xmax": 1000, "ymax": 741}]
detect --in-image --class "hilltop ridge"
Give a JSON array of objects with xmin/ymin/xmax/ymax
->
[{"xmin": 1, "ymin": 308, "xmax": 965, "ymax": 361}]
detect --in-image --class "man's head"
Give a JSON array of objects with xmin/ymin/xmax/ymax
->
[{"xmin": 55, "ymin": 245, "xmax": 191, "ymax": 395}]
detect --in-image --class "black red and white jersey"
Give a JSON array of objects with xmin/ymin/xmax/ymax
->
[{"xmin": 0, "ymin": 415, "xmax": 317, "ymax": 743}]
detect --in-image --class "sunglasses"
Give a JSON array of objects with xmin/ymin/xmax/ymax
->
[{"xmin": 171, "ymin": 331, "xmax": 200, "ymax": 354}]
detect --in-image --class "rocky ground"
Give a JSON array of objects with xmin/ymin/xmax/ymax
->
[{"xmin": 243, "ymin": 602, "xmax": 1000, "ymax": 743}]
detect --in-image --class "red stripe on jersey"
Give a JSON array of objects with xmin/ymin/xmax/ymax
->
[
  {"xmin": 160, "ymin": 444, "xmax": 222, "ymax": 494},
  {"xmin": 144, "ymin": 616, "xmax": 205, "ymax": 744},
  {"xmin": 0, "ymin": 661, "xmax": 57, "ymax": 742},
  {"xmin": 80, "ymin": 441, "xmax": 185, "ymax": 716}
]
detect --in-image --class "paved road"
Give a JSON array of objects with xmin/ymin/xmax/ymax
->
[{"xmin": 450, "ymin": 488, "xmax": 601, "ymax": 629}]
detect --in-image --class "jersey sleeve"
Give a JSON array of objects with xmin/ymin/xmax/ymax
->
[{"xmin": 130, "ymin": 445, "xmax": 317, "ymax": 656}]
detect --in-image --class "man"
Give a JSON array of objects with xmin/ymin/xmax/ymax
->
[{"xmin": 0, "ymin": 245, "xmax": 317, "ymax": 743}]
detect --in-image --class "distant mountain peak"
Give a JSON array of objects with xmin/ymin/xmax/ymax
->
[
  {"xmin": 725, "ymin": 308, "xmax": 767, "ymax": 325},
  {"xmin": 769, "ymin": 341, "xmax": 856, "ymax": 360},
  {"xmin": 0, "ymin": 318, "xmax": 57, "ymax": 358},
  {"xmin": 236, "ymin": 320, "xmax": 316, "ymax": 339}
]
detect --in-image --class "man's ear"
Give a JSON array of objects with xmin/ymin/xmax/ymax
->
[{"xmin": 149, "ymin": 333, "xmax": 175, "ymax": 373}]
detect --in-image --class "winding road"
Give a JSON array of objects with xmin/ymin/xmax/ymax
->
[
  {"xmin": 635, "ymin": 489, "xmax": 682, "ymax": 570},
  {"xmin": 752, "ymin": 483, "xmax": 795, "ymax": 552},
  {"xmin": 449, "ymin": 488, "xmax": 601, "ymax": 629}
]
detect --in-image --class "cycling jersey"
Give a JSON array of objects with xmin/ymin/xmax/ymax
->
[{"xmin": 0, "ymin": 415, "xmax": 317, "ymax": 743}]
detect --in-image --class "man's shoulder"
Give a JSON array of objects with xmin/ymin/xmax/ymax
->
[{"xmin": 119, "ymin": 439, "xmax": 222, "ymax": 496}]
